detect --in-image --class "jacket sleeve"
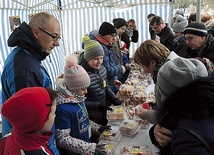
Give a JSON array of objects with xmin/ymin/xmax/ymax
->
[
  {"xmin": 171, "ymin": 129, "xmax": 210, "ymax": 155},
  {"xmin": 102, "ymin": 49, "xmax": 123, "ymax": 79},
  {"xmin": 106, "ymin": 86, "xmax": 117, "ymax": 101},
  {"xmin": 131, "ymin": 29, "xmax": 139, "ymax": 43},
  {"xmin": 85, "ymin": 100, "xmax": 100, "ymax": 111},
  {"xmin": 56, "ymin": 129, "xmax": 96, "ymax": 155}
]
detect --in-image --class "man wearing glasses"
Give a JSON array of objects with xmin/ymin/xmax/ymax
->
[
  {"xmin": 1, "ymin": 12, "xmax": 60, "ymax": 154},
  {"xmin": 150, "ymin": 16, "xmax": 174, "ymax": 51},
  {"xmin": 175, "ymin": 21, "xmax": 214, "ymax": 72}
]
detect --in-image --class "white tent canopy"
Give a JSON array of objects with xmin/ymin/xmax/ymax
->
[{"xmin": 0, "ymin": 0, "xmax": 171, "ymax": 104}]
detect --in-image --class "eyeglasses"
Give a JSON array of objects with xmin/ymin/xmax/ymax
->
[
  {"xmin": 38, "ymin": 28, "xmax": 61, "ymax": 41},
  {"xmin": 151, "ymin": 24, "xmax": 161, "ymax": 31},
  {"xmin": 184, "ymin": 36, "xmax": 196, "ymax": 42}
]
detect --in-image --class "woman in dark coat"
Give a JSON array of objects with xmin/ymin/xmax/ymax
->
[{"xmin": 149, "ymin": 57, "xmax": 214, "ymax": 154}]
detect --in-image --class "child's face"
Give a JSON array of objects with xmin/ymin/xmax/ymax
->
[
  {"xmin": 73, "ymin": 88, "xmax": 88, "ymax": 96},
  {"xmin": 39, "ymin": 99, "xmax": 57, "ymax": 134},
  {"xmin": 88, "ymin": 56, "xmax": 103, "ymax": 69}
]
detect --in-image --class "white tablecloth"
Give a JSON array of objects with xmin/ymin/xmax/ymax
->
[{"xmin": 111, "ymin": 124, "xmax": 160, "ymax": 155}]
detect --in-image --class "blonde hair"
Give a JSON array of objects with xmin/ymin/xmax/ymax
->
[
  {"xmin": 127, "ymin": 19, "xmax": 136, "ymax": 25},
  {"xmin": 133, "ymin": 40, "xmax": 170, "ymax": 67},
  {"xmin": 201, "ymin": 12, "xmax": 213, "ymax": 23}
]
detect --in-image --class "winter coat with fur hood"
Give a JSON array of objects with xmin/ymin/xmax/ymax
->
[{"xmin": 150, "ymin": 73, "xmax": 214, "ymax": 155}]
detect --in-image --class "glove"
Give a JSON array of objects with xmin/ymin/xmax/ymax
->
[
  {"xmin": 98, "ymin": 125, "xmax": 111, "ymax": 135},
  {"xmin": 113, "ymin": 98, "xmax": 122, "ymax": 106},
  {"xmin": 98, "ymin": 104, "xmax": 112, "ymax": 112},
  {"xmin": 95, "ymin": 145, "xmax": 108, "ymax": 155}
]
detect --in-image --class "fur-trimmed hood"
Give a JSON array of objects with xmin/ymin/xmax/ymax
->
[{"xmin": 156, "ymin": 73, "xmax": 214, "ymax": 130}]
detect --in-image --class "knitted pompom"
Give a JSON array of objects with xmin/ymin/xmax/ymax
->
[
  {"xmin": 82, "ymin": 35, "xmax": 90, "ymax": 44},
  {"xmin": 176, "ymin": 15, "xmax": 185, "ymax": 22},
  {"xmin": 65, "ymin": 54, "xmax": 78, "ymax": 68}
]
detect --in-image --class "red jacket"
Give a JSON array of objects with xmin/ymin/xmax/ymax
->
[{"xmin": 0, "ymin": 130, "xmax": 53, "ymax": 155}]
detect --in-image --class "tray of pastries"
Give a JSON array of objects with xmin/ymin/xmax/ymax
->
[
  {"xmin": 121, "ymin": 145, "xmax": 152, "ymax": 155},
  {"xmin": 119, "ymin": 120, "xmax": 140, "ymax": 137},
  {"xmin": 99, "ymin": 130, "xmax": 121, "ymax": 144},
  {"xmin": 96, "ymin": 140, "xmax": 116, "ymax": 155},
  {"xmin": 107, "ymin": 106, "xmax": 126, "ymax": 125}
]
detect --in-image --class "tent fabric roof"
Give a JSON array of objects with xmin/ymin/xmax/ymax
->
[{"xmin": 0, "ymin": 0, "xmax": 169, "ymax": 10}]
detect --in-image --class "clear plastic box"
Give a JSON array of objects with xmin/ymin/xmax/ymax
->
[
  {"xmin": 96, "ymin": 140, "xmax": 116, "ymax": 155},
  {"xmin": 119, "ymin": 120, "xmax": 140, "ymax": 137},
  {"xmin": 99, "ymin": 130, "xmax": 121, "ymax": 144},
  {"xmin": 120, "ymin": 145, "xmax": 152, "ymax": 155},
  {"xmin": 107, "ymin": 106, "xmax": 125, "ymax": 125}
]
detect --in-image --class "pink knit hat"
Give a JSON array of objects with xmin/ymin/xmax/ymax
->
[{"xmin": 63, "ymin": 54, "xmax": 90, "ymax": 90}]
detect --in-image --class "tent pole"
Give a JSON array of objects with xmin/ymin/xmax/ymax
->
[{"xmin": 196, "ymin": 0, "xmax": 201, "ymax": 22}]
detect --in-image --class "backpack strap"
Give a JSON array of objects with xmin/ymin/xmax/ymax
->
[{"xmin": 177, "ymin": 124, "xmax": 213, "ymax": 154}]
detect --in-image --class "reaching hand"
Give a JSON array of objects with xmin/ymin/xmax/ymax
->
[
  {"xmin": 95, "ymin": 145, "xmax": 107, "ymax": 155},
  {"xmin": 114, "ymin": 80, "xmax": 122, "ymax": 88},
  {"xmin": 98, "ymin": 125, "xmax": 111, "ymax": 135},
  {"xmin": 154, "ymin": 124, "xmax": 172, "ymax": 147},
  {"xmin": 113, "ymin": 98, "xmax": 122, "ymax": 106}
]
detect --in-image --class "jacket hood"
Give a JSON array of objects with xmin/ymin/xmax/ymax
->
[
  {"xmin": 7, "ymin": 22, "xmax": 49, "ymax": 61},
  {"xmin": 80, "ymin": 58, "xmax": 98, "ymax": 72},
  {"xmin": 156, "ymin": 73, "xmax": 214, "ymax": 130}
]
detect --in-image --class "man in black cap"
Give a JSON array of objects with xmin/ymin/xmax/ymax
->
[{"xmin": 175, "ymin": 21, "xmax": 214, "ymax": 71}]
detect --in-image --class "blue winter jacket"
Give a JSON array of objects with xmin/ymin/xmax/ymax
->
[{"xmin": 88, "ymin": 30, "xmax": 123, "ymax": 93}]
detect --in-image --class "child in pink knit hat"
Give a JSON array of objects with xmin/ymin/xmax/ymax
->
[{"xmin": 55, "ymin": 54, "xmax": 110, "ymax": 155}]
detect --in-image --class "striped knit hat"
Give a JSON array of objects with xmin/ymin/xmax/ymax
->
[
  {"xmin": 82, "ymin": 35, "xmax": 104, "ymax": 61},
  {"xmin": 184, "ymin": 21, "xmax": 207, "ymax": 37},
  {"xmin": 64, "ymin": 54, "xmax": 90, "ymax": 90}
]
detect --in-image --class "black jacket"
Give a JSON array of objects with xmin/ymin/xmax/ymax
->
[
  {"xmin": 150, "ymin": 74, "xmax": 214, "ymax": 155},
  {"xmin": 80, "ymin": 59, "xmax": 120, "ymax": 125},
  {"xmin": 157, "ymin": 24, "xmax": 174, "ymax": 51}
]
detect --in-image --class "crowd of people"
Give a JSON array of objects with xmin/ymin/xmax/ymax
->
[{"xmin": 1, "ymin": 10, "xmax": 214, "ymax": 155}]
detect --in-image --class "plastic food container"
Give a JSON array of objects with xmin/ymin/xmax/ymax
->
[
  {"xmin": 99, "ymin": 130, "xmax": 121, "ymax": 144},
  {"xmin": 119, "ymin": 120, "xmax": 140, "ymax": 137},
  {"xmin": 96, "ymin": 140, "xmax": 116, "ymax": 155},
  {"xmin": 107, "ymin": 106, "xmax": 125, "ymax": 125},
  {"xmin": 120, "ymin": 145, "xmax": 152, "ymax": 155}
]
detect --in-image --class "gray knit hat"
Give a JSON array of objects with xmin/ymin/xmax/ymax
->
[
  {"xmin": 175, "ymin": 9, "xmax": 184, "ymax": 17},
  {"xmin": 156, "ymin": 57, "xmax": 208, "ymax": 102},
  {"xmin": 172, "ymin": 15, "xmax": 188, "ymax": 33},
  {"xmin": 184, "ymin": 21, "xmax": 207, "ymax": 37},
  {"xmin": 82, "ymin": 35, "xmax": 104, "ymax": 61}
]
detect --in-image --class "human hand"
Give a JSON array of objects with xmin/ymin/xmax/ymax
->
[
  {"xmin": 155, "ymin": 36, "xmax": 160, "ymax": 43},
  {"xmin": 123, "ymin": 48, "xmax": 129, "ymax": 54},
  {"xmin": 114, "ymin": 80, "xmax": 122, "ymax": 88},
  {"xmin": 113, "ymin": 98, "xmax": 122, "ymax": 106},
  {"xmin": 121, "ymin": 65, "xmax": 126, "ymax": 74},
  {"xmin": 95, "ymin": 144, "xmax": 107, "ymax": 155},
  {"xmin": 133, "ymin": 104, "xmax": 148, "ymax": 120},
  {"xmin": 98, "ymin": 125, "xmax": 111, "ymax": 135},
  {"xmin": 194, "ymin": 57, "xmax": 205, "ymax": 64},
  {"xmin": 154, "ymin": 124, "xmax": 172, "ymax": 147}
]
